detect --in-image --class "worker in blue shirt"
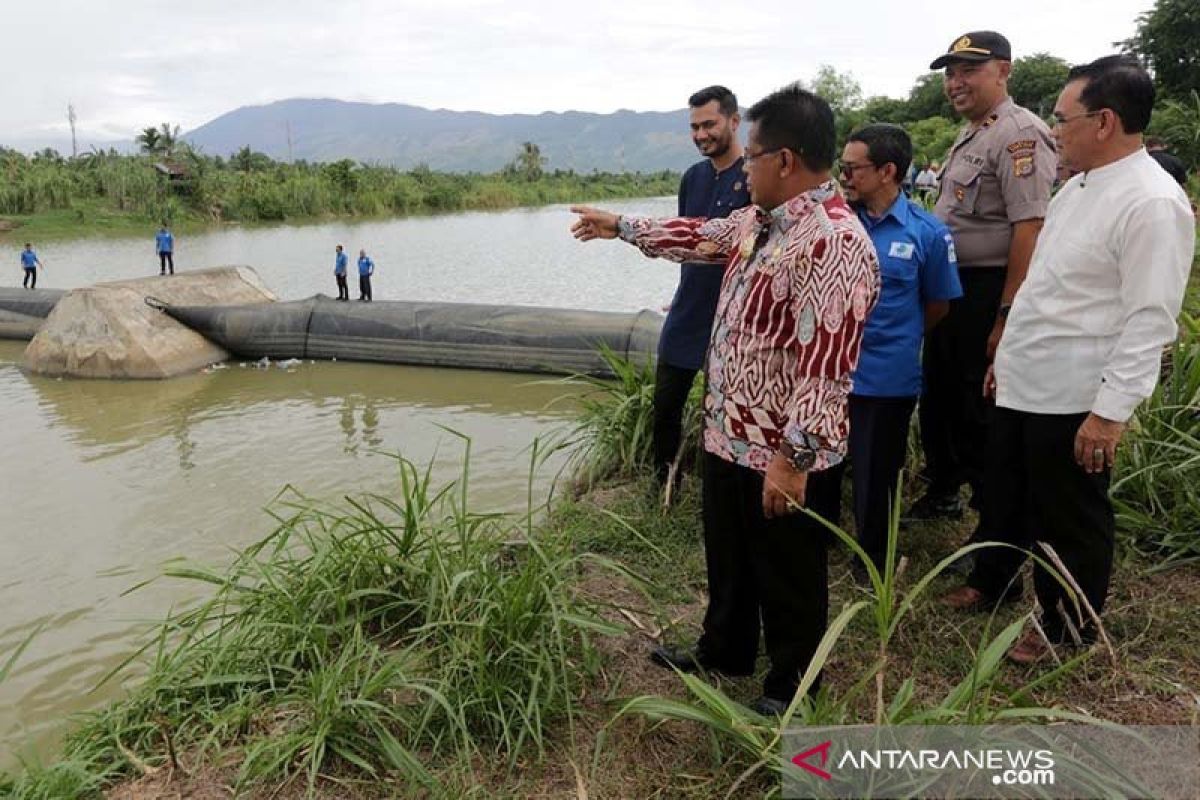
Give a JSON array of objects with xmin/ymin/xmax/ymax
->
[
  {"xmin": 832, "ymin": 124, "xmax": 963, "ymax": 573},
  {"xmin": 155, "ymin": 224, "xmax": 175, "ymax": 275},
  {"xmin": 20, "ymin": 243, "xmax": 42, "ymax": 289},
  {"xmin": 652, "ymin": 85, "xmax": 751, "ymax": 486},
  {"xmin": 334, "ymin": 245, "xmax": 349, "ymax": 300},
  {"xmin": 357, "ymin": 249, "xmax": 374, "ymax": 302}
]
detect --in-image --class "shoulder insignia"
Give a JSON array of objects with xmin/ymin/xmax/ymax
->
[
  {"xmin": 1013, "ymin": 154, "xmax": 1035, "ymax": 178},
  {"xmin": 1006, "ymin": 139, "xmax": 1037, "ymax": 154}
]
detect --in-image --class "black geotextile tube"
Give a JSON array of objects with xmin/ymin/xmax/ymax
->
[
  {"xmin": 161, "ymin": 294, "xmax": 663, "ymax": 378},
  {"xmin": 0, "ymin": 287, "xmax": 66, "ymax": 319},
  {"xmin": 0, "ymin": 288, "xmax": 68, "ymax": 340}
]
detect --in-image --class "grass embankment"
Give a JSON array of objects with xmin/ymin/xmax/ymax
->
[
  {"xmin": 3, "ymin": 280, "xmax": 1199, "ymax": 798},
  {"xmin": 0, "ymin": 150, "xmax": 677, "ymax": 242}
]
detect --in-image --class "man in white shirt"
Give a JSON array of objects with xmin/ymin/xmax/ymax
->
[
  {"xmin": 942, "ymin": 55, "xmax": 1195, "ymax": 665},
  {"xmin": 914, "ymin": 163, "xmax": 939, "ymax": 201}
]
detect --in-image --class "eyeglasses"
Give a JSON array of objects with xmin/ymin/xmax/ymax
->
[
  {"xmin": 743, "ymin": 147, "xmax": 783, "ymax": 166},
  {"xmin": 1051, "ymin": 110, "xmax": 1102, "ymax": 127},
  {"xmin": 838, "ymin": 161, "xmax": 876, "ymax": 178}
]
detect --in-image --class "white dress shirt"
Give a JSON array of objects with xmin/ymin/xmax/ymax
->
[{"xmin": 996, "ymin": 148, "xmax": 1195, "ymax": 422}]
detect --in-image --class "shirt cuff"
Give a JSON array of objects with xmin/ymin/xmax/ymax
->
[
  {"xmin": 1091, "ymin": 383, "xmax": 1140, "ymax": 423},
  {"xmin": 617, "ymin": 215, "xmax": 642, "ymax": 243}
]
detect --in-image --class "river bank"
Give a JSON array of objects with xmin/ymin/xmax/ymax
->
[
  {"xmin": 4, "ymin": 306, "xmax": 1199, "ymax": 796},
  {"xmin": 6, "ymin": 464, "xmax": 1200, "ymax": 798},
  {"xmin": 0, "ymin": 155, "xmax": 678, "ymax": 243}
]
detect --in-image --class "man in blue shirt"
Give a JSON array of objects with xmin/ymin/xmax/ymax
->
[
  {"xmin": 357, "ymin": 249, "xmax": 374, "ymax": 302},
  {"xmin": 334, "ymin": 245, "xmax": 349, "ymax": 300},
  {"xmin": 652, "ymin": 85, "xmax": 752, "ymax": 485},
  {"xmin": 20, "ymin": 243, "xmax": 42, "ymax": 289},
  {"xmin": 834, "ymin": 124, "xmax": 962, "ymax": 572},
  {"xmin": 155, "ymin": 224, "xmax": 175, "ymax": 275}
]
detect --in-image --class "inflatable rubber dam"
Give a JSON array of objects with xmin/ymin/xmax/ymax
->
[{"xmin": 0, "ymin": 271, "xmax": 662, "ymax": 379}]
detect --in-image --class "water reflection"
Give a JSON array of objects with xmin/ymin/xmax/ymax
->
[{"xmin": 0, "ymin": 341, "xmax": 583, "ymax": 767}]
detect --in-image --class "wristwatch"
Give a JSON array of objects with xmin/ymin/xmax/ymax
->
[{"xmin": 781, "ymin": 440, "xmax": 817, "ymax": 472}]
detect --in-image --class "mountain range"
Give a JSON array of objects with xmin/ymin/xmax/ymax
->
[{"xmin": 184, "ymin": 98, "xmax": 703, "ymax": 173}]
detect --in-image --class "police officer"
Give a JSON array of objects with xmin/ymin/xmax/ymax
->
[
  {"xmin": 652, "ymin": 86, "xmax": 751, "ymax": 486},
  {"xmin": 912, "ymin": 31, "xmax": 1055, "ymax": 535}
]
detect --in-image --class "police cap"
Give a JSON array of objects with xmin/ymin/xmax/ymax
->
[{"xmin": 930, "ymin": 31, "xmax": 1013, "ymax": 70}]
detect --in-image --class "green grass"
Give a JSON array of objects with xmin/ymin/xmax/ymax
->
[
  {"xmin": 1112, "ymin": 312, "xmax": 1200, "ymax": 567},
  {"xmin": 552, "ymin": 346, "xmax": 703, "ymax": 491},
  {"xmin": 2, "ymin": 443, "xmax": 622, "ymax": 798}
]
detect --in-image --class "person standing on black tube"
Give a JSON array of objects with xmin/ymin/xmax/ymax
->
[
  {"xmin": 357, "ymin": 248, "xmax": 374, "ymax": 302},
  {"xmin": 334, "ymin": 245, "xmax": 349, "ymax": 301}
]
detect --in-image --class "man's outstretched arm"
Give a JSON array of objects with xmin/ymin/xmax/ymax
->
[{"xmin": 571, "ymin": 204, "xmax": 746, "ymax": 264}]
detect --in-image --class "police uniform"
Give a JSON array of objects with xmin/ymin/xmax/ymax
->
[{"xmin": 919, "ymin": 32, "xmax": 1056, "ymax": 514}]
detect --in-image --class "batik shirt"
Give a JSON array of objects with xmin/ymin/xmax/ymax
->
[{"xmin": 618, "ymin": 182, "xmax": 879, "ymax": 472}]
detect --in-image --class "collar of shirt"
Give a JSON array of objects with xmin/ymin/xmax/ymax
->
[
  {"xmin": 710, "ymin": 156, "xmax": 745, "ymax": 179},
  {"xmin": 1076, "ymin": 147, "xmax": 1150, "ymax": 188},
  {"xmin": 956, "ymin": 96, "xmax": 1014, "ymax": 148},
  {"xmin": 768, "ymin": 180, "xmax": 839, "ymax": 234},
  {"xmin": 857, "ymin": 192, "xmax": 910, "ymax": 230}
]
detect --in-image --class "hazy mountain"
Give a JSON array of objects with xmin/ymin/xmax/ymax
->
[{"xmin": 185, "ymin": 98, "xmax": 703, "ymax": 172}]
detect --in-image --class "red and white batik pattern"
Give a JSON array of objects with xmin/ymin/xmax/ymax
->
[{"xmin": 620, "ymin": 182, "xmax": 878, "ymax": 473}]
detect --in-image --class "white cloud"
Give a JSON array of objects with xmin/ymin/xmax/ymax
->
[{"xmin": 0, "ymin": 0, "xmax": 1154, "ymax": 150}]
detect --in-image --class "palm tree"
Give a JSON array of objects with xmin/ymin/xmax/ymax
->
[
  {"xmin": 158, "ymin": 123, "xmax": 181, "ymax": 157},
  {"xmin": 137, "ymin": 126, "xmax": 162, "ymax": 155},
  {"xmin": 516, "ymin": 141, "xmax": 546, "ymax": 181}
]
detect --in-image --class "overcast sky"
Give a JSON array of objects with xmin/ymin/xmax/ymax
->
[{"xmin": 2, "ymin": 0, "xmax": 1149, "ymax": 151}]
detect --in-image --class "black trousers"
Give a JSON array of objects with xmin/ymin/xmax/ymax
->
[
  {"xmin": 359, "ymin": 275, "xmax": 372, "ymax": 301},
  {"xmin": 919, "ymin": 267, "xmax": 1005, "ymax": 507},
  {"xmin": 698, "ymin": 452, "xmax": 837, "ymax": 701},
  {"xmin": 23, "ymin": 268, "xmax": 35, "ymax": 289},
  {"xmin": 652, "ymin": 361, "xmax": 699, "ymax": 482},
  {"xmin": 335, "ymin": 274, "xmax": 349, "ymax": 300},
  {"xmin": 968, "ymin": 407, "xmax": 1114, "ymax": 643},
  {"xmin": 159, "ymin": 252, "xmax": 174, "ymax": 274},
  {"xmin": 828, "ymin": 395, "xmax": 917, "ymax": 569}
]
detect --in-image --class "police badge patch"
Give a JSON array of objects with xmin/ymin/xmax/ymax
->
[{"xmin": 1013, "ymin": 154, "xmax": 1035, "ymax": 178}]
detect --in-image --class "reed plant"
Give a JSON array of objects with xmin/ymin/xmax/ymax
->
[
  {"xmin": 557, "ymin": 346, "xmax": 703, "ymax": 489},
  {"xmin": 1111, "ymin": 311, "xmax": 1200, "ymax": 568},
  {"xmin": 2, "ymin": 446, "xmax": 620, "ymax": 797},
  {"xmin": 613, "ymin": 501, "xmax": 1106, "ymax": 796}
]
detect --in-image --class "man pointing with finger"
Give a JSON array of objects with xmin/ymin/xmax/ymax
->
[{"xmin": 572, "ymin": 84, "xmax": 878, "ymax": 715}]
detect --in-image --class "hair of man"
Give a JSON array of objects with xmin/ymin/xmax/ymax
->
[
  {"xmin": 847, "ymin": 124, "xmax": 913, "ymax": 184},
  {"xmin": 1066, "ymin": 55, "xmax": 1155, "ymax": 134},
  {"xmin": 688, "ymin": 85, "xmax": 738, "ymax": 117},
  {"xmin": 745, "ymin": 83, "xmax": 835, "ymax": 172}
]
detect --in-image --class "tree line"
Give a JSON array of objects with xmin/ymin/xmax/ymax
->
[
  {"xmin": 0, "ymin": 143, "xmax": 677, "ymax": 226},
  {"xmin": 815, "ymin": 0, "xmax": 1200, "ymax": 170}
]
